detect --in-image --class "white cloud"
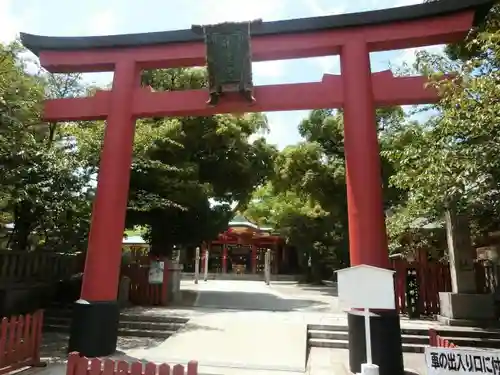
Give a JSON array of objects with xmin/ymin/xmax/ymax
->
[
  {"xmin": 312, "ymin": 56, "xmax": 341, "ymax": 75},
  {"xmin": 253, "ymin": 60, "xmax": 286, "ymax": 79},
  {"xmin": 189, "ymin": 0, "xmax": 288, "ymax": 79},
  {"xmin": 392, "ymin": 0, "xmax": 422, "ymax": 7},
  {"xmin": 195, "ymin": 0, "xmax": 285, "ymax": 24},
  {"xmin": 0, "ymin": 1, "xmax": 40, "ymax": 74},
  {"xmin": 0, "ymin": 0, "xmax": 20, "ymax": 43},
  {"xmin": 392, "ymin": 45, "xmax": 445, "ymax": 70},
  {"xmin": 78, "ymin": 8, "xmax": 118, "ymax": 85},
  {"xmin": 303, "ymin": 0, "xmax": 345, "ymax": 17},
  {"xmin": 84, "ymin": 9, "xmax": 117, "ymax": 36},
  {"xmin": 301, "ymin": 0, "xmax": 344, "ymax": 74}
]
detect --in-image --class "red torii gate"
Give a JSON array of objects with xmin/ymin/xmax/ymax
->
[{"xmin": 21, "ymin": 0, "xmax": 492, "ymax": 373}]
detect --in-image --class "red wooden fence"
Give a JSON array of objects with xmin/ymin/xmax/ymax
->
[
  {"xmin": 67, "ymin": 352, "xmax": 198, "ymax": 375},
  {"xmin": 429, "ymin": 328, "xmax": 457, "ymax": 348},
  {"xmin": 392, "ymin": 256, "xmax": 493, "ymax": 317},
  {"xmin": 0, "ymin": 310, "xmax": 45, "ymax": 375},
  {"xmin": 122, "ymin": 250, "xmax": 169, "ymax": 306},
  {"xmin": 392, "ymin": 258, "xmax": 452, "ymax": 316},
  {"xmin": 475, "ymin": 261, "xmax": 498, "ymax": 294}
]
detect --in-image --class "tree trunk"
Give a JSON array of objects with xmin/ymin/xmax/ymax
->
[
  {"xmin": 149, "ymin": 223, "xmax": 173, "ymax": 258},
  {"xmin": 11, "ymin": 201, "xmax": 34, "ymax": 251}
]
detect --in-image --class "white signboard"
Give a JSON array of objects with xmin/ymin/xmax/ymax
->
[
  {"xmin": 336, "ymin": 264, "xmax": 396, "ymax": 371},
  {"xmin": 425, "ymin": 347, "xmax": 500, "ymax": 375},
  {"xmin": 148, "ymin": 261, "xmax": 164, "ymax": 284},
  {"xmin": 336, "ymin": 264, "xmax": 396, "ymax": 310}
]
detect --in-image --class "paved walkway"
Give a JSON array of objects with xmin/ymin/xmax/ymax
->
[
  {"xmin": 33, "ymin": 280, "xmax": 429, "ymax": 375},
  {"xmin": 193, "ymin": 280, "xmax": 335, "ymax": 311},
  {"xmin": 125, "ymin": 281, "xmax": 310, "ymax": 372},
  {"xmin": 307, "ymin": 348, "xmax": 426, "ymax": 375}
]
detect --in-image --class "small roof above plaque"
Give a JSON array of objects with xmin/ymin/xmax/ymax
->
[{"xmin": 336, "ymin": 264, "xmax": 396, "ymax": 310}]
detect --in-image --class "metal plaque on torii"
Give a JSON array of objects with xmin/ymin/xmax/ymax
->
[{"xmin": 192, "ymin": 20, "xmax": 261, "ymax": 106}]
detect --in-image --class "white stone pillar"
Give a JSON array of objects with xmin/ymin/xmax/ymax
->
[
  {"xmin": 265, "ymin": 249, "xmax": 271, "ymax": 285},
  {"xmin": 204, "ymin": 249, "xmax": 209, "ymax": 282},
  {"xmin": 194, "ymin": 247, "xmax": 200, "ymax": 284}
]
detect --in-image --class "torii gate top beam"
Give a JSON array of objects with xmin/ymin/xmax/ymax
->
[{"xmin": 20, "ymin": 0, "xmax": 493, "ymax": 73}]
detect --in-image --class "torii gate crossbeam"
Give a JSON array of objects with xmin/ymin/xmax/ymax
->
[{"xmin": 20, "ymin": 1, "xmax": 493, "ymax": 374}]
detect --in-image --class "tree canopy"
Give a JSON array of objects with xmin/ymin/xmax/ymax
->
[
  {"xmin": 383, "ymin": 10, "xmax": 500, "ymax": 249},
  {"xmin": 1, "ymin": 2, "xmax": 499, "ymax": 283},
  {"xmin": 1, "ymin": 42, "xmax": 94, "ymax": 252},
  {"xmin": 65, "ymin": 68, "xmax": 277, "ymax": 255},
  {"xmin": 0, "ymin": 44, "xmax": 276, "ymax": 256}
]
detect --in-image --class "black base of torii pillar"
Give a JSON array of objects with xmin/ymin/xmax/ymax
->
[
  {"xmin": 348, "ymin": 310, "xmax": 404, "ymax": 375},
  {"xmin": 68, "ymin": 300, "xmax": 120, "ymax": 357}
]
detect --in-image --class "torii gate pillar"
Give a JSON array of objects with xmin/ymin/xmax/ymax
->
[
  {"xmin": 341, "ymin": 40, "xmax": 404, "ymax": 375},
  {"xmin": 68, "ymin": 62, "xmax": 139, "ymax": 357}
]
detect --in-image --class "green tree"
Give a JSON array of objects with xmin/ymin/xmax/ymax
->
[
  {"xmin": 424, "ymin": 0, "xmax": 499, "ymax": 61},
  {"xmin": 383, "ymin": 26, "xmax": 500, "ymax": 246},
  {"xmin": 244, "ymin": 183, "xmax": 344, "ymax": 282},
  {"xmin": 68, "ymin": 68, "xmax": 277, "ymax": 256},
  {"xmin": 244, "ymin": 107, "xmax": 408, "ymax": 280},
  {"xmin": 0, "ymin": 42, "xmax": 94, "ymax": 252}
]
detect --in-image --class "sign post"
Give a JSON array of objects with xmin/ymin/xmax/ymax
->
[
  {"xmin": 194, "ymin": 247, "xmax": 200, "ymax": 284},
  {"xmin": 336, "ymin": 265, "xmax": 396, "ymax": 375},
  {"xmin": 204, "ymin": 249, "xmax": 209, "ymax": 282},
  {"xmin": 264, "ymin": 249, "xmax": 271, "ymax": 285},
  {"xmin": 364, "ymin": 307, "xmax": 372, "ymax": 366}
]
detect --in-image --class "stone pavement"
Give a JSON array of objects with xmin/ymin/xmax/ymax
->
[
  {"xmin": 307, "ymin": 348, "xmax": 426, "ymax": 375},
  {"xmin": 121, "ymin": 280, "xmax": 429, "ymax": 374},
  {"xmin": 31, "ymin": 280, "xmax": 431, "ymax": 375},
  {"xmin": 125, "ymin": 280, "xmax": 309, "ymax": 372}
]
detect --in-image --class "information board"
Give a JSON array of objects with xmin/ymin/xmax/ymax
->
[
  {"xmin": 148, "ymin": 260, "xmax": 164, "ymax": 284},
  {"xmin": 425, "ymin": 347, "xmax": 500, "ymax": 375}
]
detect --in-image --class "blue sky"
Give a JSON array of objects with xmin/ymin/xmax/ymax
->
[{"xmin": 1, "ymin": 0, "xmax": 442, "ymax": 149}]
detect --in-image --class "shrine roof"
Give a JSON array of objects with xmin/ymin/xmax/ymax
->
[
  {"xmin": 229, "ymin": 214, "xmax": 259, "ymax": 229},
  {"xmin": 122, "ymin": 235, "xmax": 146, "ymax": 244},
  {"xmin": 20, "ymin": 0, "xmax": 493, "ymax": 56}
]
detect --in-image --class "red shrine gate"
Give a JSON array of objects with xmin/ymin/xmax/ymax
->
[
  {"xmin": 201, "ymin": 215, "xmax": 287, "ymax": 275},
  {"xmin": 21, "ymin": 1, "xmax": 492, "ymax": 374},
  {"xmin": 208, "ymin": 232, "xmax": 284, "ymax": 275}
]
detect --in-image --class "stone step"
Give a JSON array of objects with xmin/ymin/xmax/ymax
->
[
  {"xmin": 307, "ymin": 325, "xmax": 348, "ymax": 332},
  {"xmin": 120, "ymin": 313, "xmax": 188, "ymax": 324},
  {"xmin": 181, "ymin": 273, "xmax": 299, "ymax": 282},
  {"xmin": 45, "ymin": 308, "xmax": 189, "ymax": 324},
  {"xmin": 308, "ymin": 329, "xmax": 347, "ymax": 340},
  {"xmin": 44, "ymin": 324, "xmax": 175, "ymax": 339},
  {"xmin": 307, "ymin": 324, "xmax": 500, "ymax": 339},
  {"xmin": 308, "ymin": 324, "xmax": 500, "ymax": 352},
  {"xmin": 307, "ymin": 338, "xmax": 427, "ymax": 353},
  {"xmin": 44, "ymin": 316, "xmax": 185, "ymax": 331},
  {"xmin": 308, "ymin": 329, "xmax": 500, "ymax": 349},
  {"xmin": 308, "ymin": 330, "xmax": 430, "ymax": 345}
]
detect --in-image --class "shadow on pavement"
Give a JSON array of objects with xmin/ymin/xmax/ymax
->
[
  {"xmin": 177, "ymin": 322, "xmax": 224, "ymax": 334},
  {"xmin": 295, "ymin": 285, "xmax": 338, "ymax": 297},
  {"xmin": 41, "ymin": 332, "xmax": 164, "ymax": 363},
  {"xmin": 194, "ymin": 290, "xmax": 328, "ymax": 311}
]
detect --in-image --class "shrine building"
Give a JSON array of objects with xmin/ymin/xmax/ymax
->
[{"xmin": 184, "ymin": 215, "xmax": 298, "ymax": 275}]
